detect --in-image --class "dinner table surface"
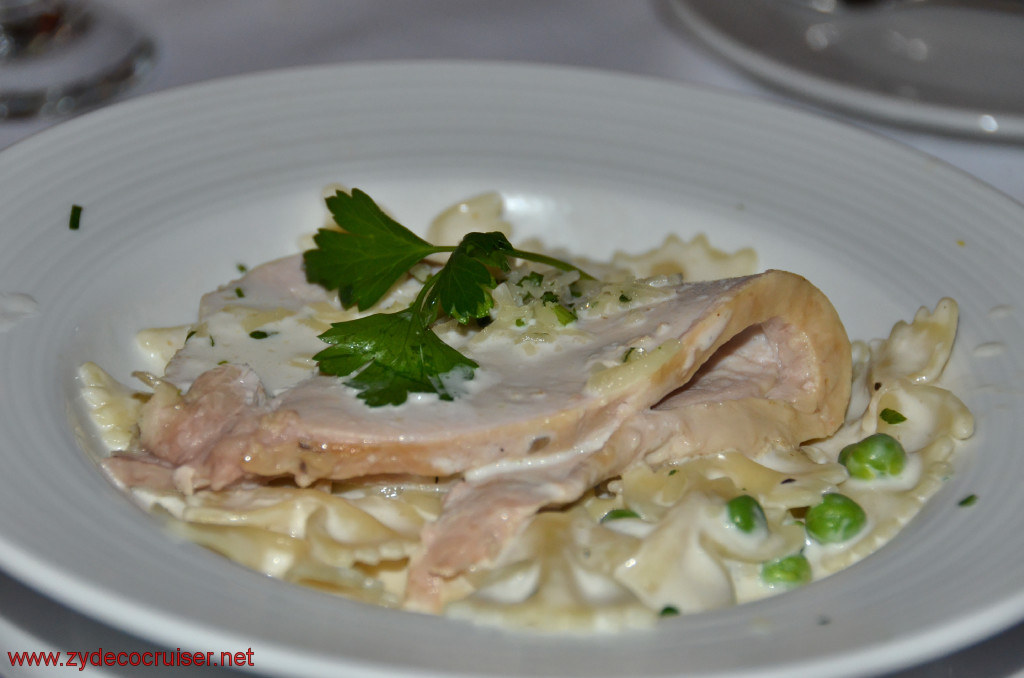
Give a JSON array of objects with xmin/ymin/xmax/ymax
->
[{"xmin": 1, "ymin": 2, "xmax": 1022, "ymax": 677}]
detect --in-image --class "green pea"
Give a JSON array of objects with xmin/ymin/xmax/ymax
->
[
  {"xmin": 805, "ymin": 493, "xmax": 867, "ymax": 544},
  {"xmin": 726, "ymin": 495, "xmax": 767, "ymax": 534},
  {"xmin": 839, "ymin": 433, "xmax": 907, "ymax": 480},
  {"xmin": 761, "ymin": 553, "xmax": 812, "ymax": 588}
]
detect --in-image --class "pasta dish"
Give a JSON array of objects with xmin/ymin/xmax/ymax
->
[{"xmin": 79, "ymin": 188, "xmax": 973, "ymax": 631}]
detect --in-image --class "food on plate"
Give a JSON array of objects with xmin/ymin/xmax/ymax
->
[{"xmin": 80, "ymin": 188, "xmax": 974, "ymax": 631}]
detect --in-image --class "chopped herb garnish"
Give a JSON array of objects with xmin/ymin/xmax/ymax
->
[
  {"xmin": 958, "ymin": 494, "xmax": 978, "ymax": 507},
  {"xmin": 659, "ymin": 606, "xmax": 680, "ymax": 617},
  {"xmin": 209, "ymin": 336, "xmax": 215, "ymax": 347},
  {"xmin": 249, "ymin": 330, "xmax": 277, "ymax": 340},
  {"xmin": 304, "ymin": 188, "xmax": 591, "ymax": 406},
  {"xmin": 515, "ymin": 318, "xmax": 527, "ymax": 327},
  {"xmin": 668, "ymin": 468, "xmax": 678, "ymax": 476},
  {"xmin": 517, "ymin": 271, "xmax": 544, "ymax": 287},
  {"xmin": 69, "ymin": 204, "xmax": 83, "ymax": 230},
  {"xmin": 185, "ymin": 329, "xmax": 196, "ymax": 342},
  {"xmin": 599, "ymin": 508, "xmax": 641, "ymax": 523},
  {"xmin": 550, "ymin": 304, "xmax": 577, "ymax": 326},
  {"xmin": 619, "ymin": 294, "xmax": 631, "ymax": 303},
  {"xmin": 236, "ymin": 263, "xmax": 248, "ymax": 273},
  {"xmin": 217, "ymin": 360, "xmax": 228, "ymax": 365},
  {"xmin": 537, "ymin": 291, "xmax": 576, "ymax": 325},
  {"xmin": 879, "ymin": 408, "xmax": 907, "ymax": 424},
  {"xmin": 235, "ymin": 287, "xmax": 245, "ymax": 298}
]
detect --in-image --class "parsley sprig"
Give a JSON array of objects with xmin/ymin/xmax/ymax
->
[{"xmin": 304, "ymin": 188, "xmax": 591, "ymax": 406}]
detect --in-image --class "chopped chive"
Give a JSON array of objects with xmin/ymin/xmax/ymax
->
[
  {"xmin": 551, "ymin": 304, "xmax": 577, "ymax": 326},
  {"xmin": 517, "ymin": 271, "xmax": 544, "ymax": 287},
  {"xmin": 69, "ymin": 204, "xmax": 83, "ymax": 230},
  {"xmin": 880, "ymin": 408, "xmax": 907, "ymax": 424},
  {"xmin": 515, "ymin": 318, "xmax": 526, "ymax": 327},
  {"xmin": 209, "ymin": 336, "xmax": 215, "ymax": 347},
  {"xmin": 659, "ymin": 606, "xmax": 680, "ymax": 617},
  {"xmin": 958, "ymin": 494, "xmax": 978, "ymax": 507},
  {"xmin": 235, "ymin": 287, "xmax": 245, "ymax": 298},
  {"xmin": 185, "ymin": 330, "xmax": 197, "ymax": 342},
  {"xmin": 600, "ymin": 508, "xmax": 641, "ymax": 523},
  {"xmin": 619, "ymin": 294, "xmax": 631, "ymax": 303},
  {"xmin": 668, "ymin": 468, "xmax": 678, "ymax": 476},
  {"xmin": 540, "ymin": 291, "xmax": 560, "ymax": 305},
  {"xmin": 217, "ymin": 360, "xmax": 228, "ymax": 365},
  {"xmin": 236, "ymin": 263, "xmax": 248, "ymax": 273},
  {"xmin": 249, "ymin": 330, "xmax": 277, "ymax": 340}
]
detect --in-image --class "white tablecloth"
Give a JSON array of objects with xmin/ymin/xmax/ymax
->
[{"xmin": 2, "ymin": 2, "xmax": 1022, "ymax": 676}]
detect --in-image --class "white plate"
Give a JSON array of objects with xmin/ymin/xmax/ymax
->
[
  {"xmin": 670, "ymin": 0, "xmax": 1024, "ymax": 139},
  {"xmin": 1, "ymin": 61, "xmax": 1023, "ymax": 678}
]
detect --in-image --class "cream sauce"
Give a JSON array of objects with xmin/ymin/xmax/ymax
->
[{"xmin": 158, "ymin": 255, "xmax": 735, "ymax": 445}]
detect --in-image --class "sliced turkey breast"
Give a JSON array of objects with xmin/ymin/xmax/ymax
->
[
  {"xmin": 103, "ymin": 256, "xmax": 850, "ymax": 610},
  {"xmin": 104, "ymin": 257, "xmax": 848, "ymax": 494}
]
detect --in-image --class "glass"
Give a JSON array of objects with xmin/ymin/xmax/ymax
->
[{"xmin": 0, "ymin": 0, "xmax": 154, "ymax": 119}]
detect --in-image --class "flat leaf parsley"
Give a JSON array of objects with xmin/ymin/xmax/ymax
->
[{"xmin": 304, "ymin": 188, "xmax": 591, "ymax": 406}]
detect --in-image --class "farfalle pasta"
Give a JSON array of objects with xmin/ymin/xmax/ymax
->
[{"xmin": 80, "ymin": 190, "xmax": 973, "ymax": 632}]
